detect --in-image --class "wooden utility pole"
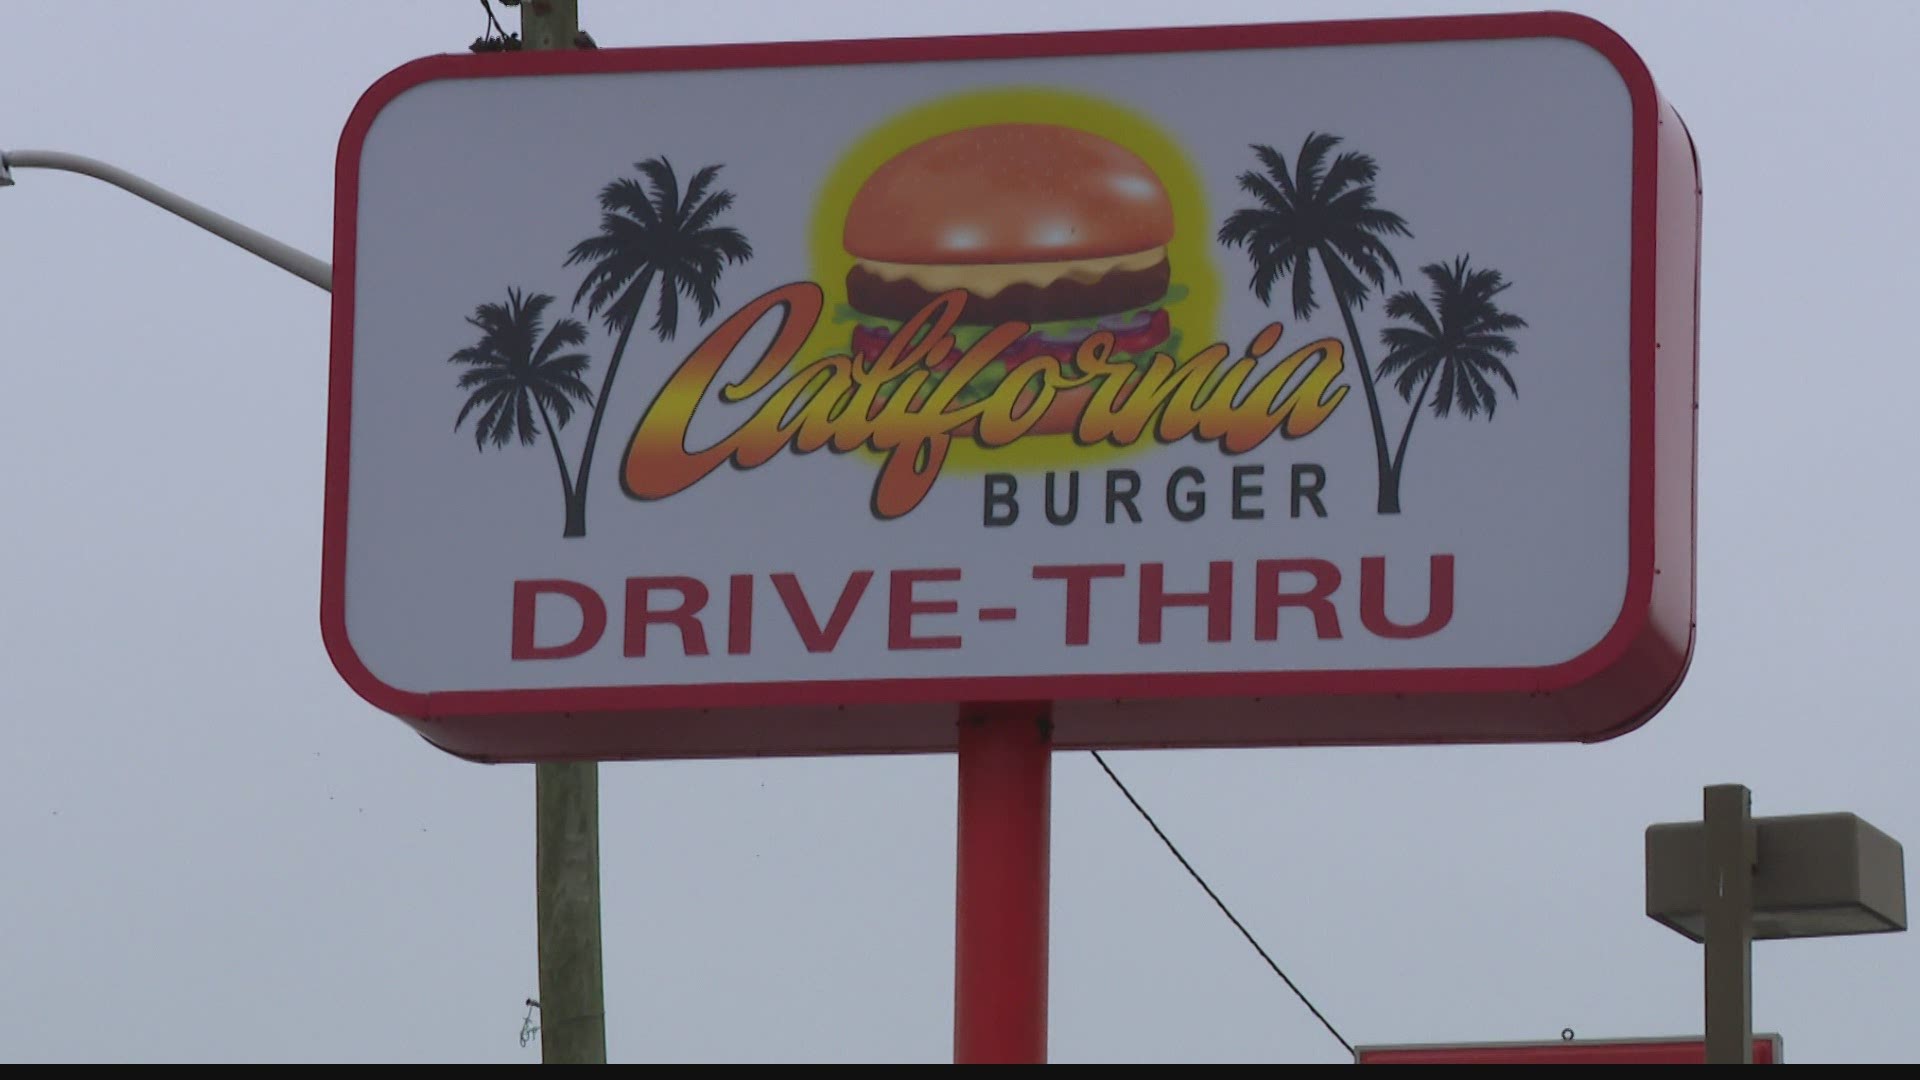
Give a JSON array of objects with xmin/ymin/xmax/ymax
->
[
  {"xmin": 537, "ymin": 761, "xmax": 604, "ymax": 1062},
  {"xmin": 519, "ymin": 0, "xmax": 582, "ymax": 51},
  {"xmin": 520, "ymin": 0, "xmax": 607, "ymax": 1065}
]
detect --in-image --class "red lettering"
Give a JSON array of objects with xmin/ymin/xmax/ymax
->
[
  {"xmin": 728, "ymin": 574, "xmax": 752, "ymax": 656},
  {"xmin": 773, "ymin": 571, "xmax": 873, "ymax": 653},
  {"xmin": 511, "ymin": 579, "xmax": 607, "ymax": 660},
  {"xmin": 1032, "ymin": 563, "xmax": 1127, "ymax": 646},
  {"xmin": 1139, "ymin": 561, "xmax": 1234, "ymax": 644},
  {"xmin": 1254, "ymin": 559, "xmax": 1343, "ymax": 640},
  {"xmin": 1360, "ymin": 555, "xmax": 1455, "ymax": 639},
  {"xmin": 623, "ymin": 576, "xmax": 711, "ymax": 657},
  {"xmin": 889, "ymin": 568, "xmax": 962, "ymax": 650}
]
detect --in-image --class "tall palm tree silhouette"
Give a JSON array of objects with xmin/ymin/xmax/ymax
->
[
  {"xmin": 449, "ymin": 289, "xmax": 595, "ymax": 516},
  {"xmin": 560, "ymin": 157, "xmax": 752, "ymax": 537},
  {"xmin": 1218, "ymin": 133, "xmax": 1413, "ymax": 512},
  {"xmin": 1376, "ymin": 255, "xmax": 1527, "ymax": 492}
]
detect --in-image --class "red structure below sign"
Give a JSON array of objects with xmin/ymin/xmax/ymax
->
[{"xmin": 1355, "ymin": 1035, "xmax": 1782, "ymax": 1064}]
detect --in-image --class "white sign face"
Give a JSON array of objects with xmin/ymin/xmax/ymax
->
[{"xmin": 324, "ymin": 13, "xmax": 1700, "ymax": 760}]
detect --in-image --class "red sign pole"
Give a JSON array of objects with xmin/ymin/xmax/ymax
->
[{"xmin": 954, "ymin": 702, "xmax": 1053, "ymax": 1064}]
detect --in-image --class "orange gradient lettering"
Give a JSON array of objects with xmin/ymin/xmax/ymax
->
[{"xmin": 621, "ymin": 285, "xmax": 1348, "ymax": 519}]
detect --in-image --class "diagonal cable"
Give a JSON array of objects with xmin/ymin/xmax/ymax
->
[{"xmin": 1090, "ymin": 750, "xmax": 1354, "ymax": 1057}]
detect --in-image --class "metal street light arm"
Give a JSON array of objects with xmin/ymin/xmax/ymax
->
[{"xmin": 1, "ymin": 149, "xmax": 332, "ymax": 292}]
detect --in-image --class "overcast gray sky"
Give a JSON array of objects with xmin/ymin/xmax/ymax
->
[{"xmin": 3, "ymin": 0, "xmax": 1916, "ymax": 1065}]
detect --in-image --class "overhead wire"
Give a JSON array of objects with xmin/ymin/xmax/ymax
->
[{"xmin": 1090, "ymin": 750, "xmax": 1354, "ymax": 1057}]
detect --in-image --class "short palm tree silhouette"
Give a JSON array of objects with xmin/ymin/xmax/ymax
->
[
  {"xmin": 1218, "ymin": 133, "xmax": 1413, "ymax": 512},
  {"xmin": 560, "ymin": 157, "xmax": 753, "ymax": 537},
  {"xmin": 1376, "ymin": 255, "xmax": 1527, "ymax": 488},
  {"xmin": 449, "ymin": 288, "xmax": 594, "ymax": 512}
]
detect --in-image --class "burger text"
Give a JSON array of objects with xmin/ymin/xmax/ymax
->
[{"xmin": 982, "ymin": 462, "xmax": 1328, "ymax": 527}]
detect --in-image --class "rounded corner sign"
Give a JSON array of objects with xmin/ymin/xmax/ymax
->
[{"xmin": 322, "ymin": 12, "xmax": 1700, "ymax": 762}]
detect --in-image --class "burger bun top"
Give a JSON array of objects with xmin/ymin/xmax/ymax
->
[{"xmin": 843, "ymin": 123, "xmax": 1175, "ymax": 266}]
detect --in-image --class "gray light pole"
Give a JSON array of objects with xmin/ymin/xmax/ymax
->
[
  {"xmin": 5, "ymin": 5, "xmax": 608, "ymax": 1063},
  {"xmin": 0, "ymin": 149, "xmax": 329, "ymax": 291},
  {"xmin": 1702, "ymin": 784, "xmax": 1755, "ymax": 1065}
]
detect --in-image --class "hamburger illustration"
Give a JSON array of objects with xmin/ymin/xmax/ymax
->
[{"xmin": 840, "ymin": 123, "xmax": 1180, "ymax": 434}]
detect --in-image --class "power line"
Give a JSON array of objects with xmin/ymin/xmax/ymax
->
[{"xmin": 1088, "ymin": 750, "xmax": 1354, "ymax": 1057}]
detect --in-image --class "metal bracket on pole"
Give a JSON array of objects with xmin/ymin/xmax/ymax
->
[{"xmin": 0, "ymin": 149, "xmax": 331, "ymax": 291}]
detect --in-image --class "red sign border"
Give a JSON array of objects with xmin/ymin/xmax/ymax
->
[{"xmin": 322, "ymin": 11, "xmax": 1700, "ymax": 761}]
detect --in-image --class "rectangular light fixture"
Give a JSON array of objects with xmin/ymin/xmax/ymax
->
[{"xmin": 1647, "ymin": 812, "xmax": 1907, "ymax": 941}]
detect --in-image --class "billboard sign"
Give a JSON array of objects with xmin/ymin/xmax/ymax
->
[{"xmin": 324, "ymin": 12, "xmax": 1701, "ymax": 760}]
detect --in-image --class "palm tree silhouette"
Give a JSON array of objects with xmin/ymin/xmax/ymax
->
[
  {"xmin": 449, "ymin": 288, "xmax": 595, "ymax": 517},
  {"xmin": 560, "ymin": 157, "xmax": 752, "ymax": 537},
  {"xmin": 1376, "ymin": 255, "xmax": 1527, "ymax": 493},
  {"xmin": 1218, "ymin": 133, "xmax": 1413, "ymax": 512}
]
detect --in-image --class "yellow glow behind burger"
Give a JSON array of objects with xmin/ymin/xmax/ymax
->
[{"xmin": 808, "ymin": 87, "xmax": 1220, "ymax": 475}]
